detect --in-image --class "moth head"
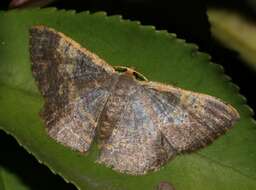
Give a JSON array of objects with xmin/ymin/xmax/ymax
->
[{"xmin": 114, "ymin": 66, "xmax": 148, "ymax": 81}]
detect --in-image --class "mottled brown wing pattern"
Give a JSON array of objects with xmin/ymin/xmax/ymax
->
[
  {"xmin": 97, "ymin": 77, "xmax": 239, "ymax": 174},
  {"xmin": 30, "ymin": 26, "xmax": 117, "ymax": 152},
  {"xmin": 30, "ymin": 25, "xmax": 239, "ymax": 175},
  {"xmin": 97, "ymin": 75, "xmax": 176, "ymax": 175},
  {"xmin": 143, "ymin": 82, "xmax": 239, "ymax": 153}
]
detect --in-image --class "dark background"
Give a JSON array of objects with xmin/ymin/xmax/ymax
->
[{"xmin": 0, "ymin": 0, "xmax": 255, "ymax": 189}]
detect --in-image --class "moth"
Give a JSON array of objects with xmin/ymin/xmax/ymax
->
[{"xmin": 29, "ymin": 25, "xmax": 239, "ymax": 175}]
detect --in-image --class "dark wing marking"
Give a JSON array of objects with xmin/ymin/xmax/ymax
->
[
  {"xmin": 98, "ymin": 76, "xmax": 239, "ymax": 175},
  {"xmin": 97, "ymin": 76, "xmax": 176, "ymax": 175},
  {"xmin": 143, "ymin": 81, "xmax": 240, "ymax": 153},
  {"xmin": 30, "ymin": 26, "xmax": 117, "ymax": 152}
]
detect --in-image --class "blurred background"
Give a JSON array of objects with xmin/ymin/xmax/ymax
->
[{"xmin": 0, "ymin": 0, "xmax": 255, "ymax": 189}]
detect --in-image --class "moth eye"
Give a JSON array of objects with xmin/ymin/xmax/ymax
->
[
  {"xmin": 114, "ymin": 66, "xmax": 127, "ymax": 73},
  {"xmin": 114, "ymin": 66, "xmax": 148, "ymax": 81},
  {"xmin": 132, "ymin": 71, "xmax": 148, "ymax": 81}
]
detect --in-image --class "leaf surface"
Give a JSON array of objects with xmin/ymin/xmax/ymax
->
[{"xmin": 0, "ymin": 8, "xmax": 255, "ymax": 190}]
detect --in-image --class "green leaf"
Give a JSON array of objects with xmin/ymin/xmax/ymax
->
[
  {"xmin": 0, "ymin": 8, "xmax": 255, "ymax": 190},
  {"xmin": 208, "ymin": 9, "xmax": 256, "ymax": 70},
  {"xmin": 0, "ymin": 167, "xmax": 30, "ymax": 190}
]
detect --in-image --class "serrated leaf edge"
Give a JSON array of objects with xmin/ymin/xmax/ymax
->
[{"xmin": 0, "ymin": 7, "xmax": 255, "ymax": 190}]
